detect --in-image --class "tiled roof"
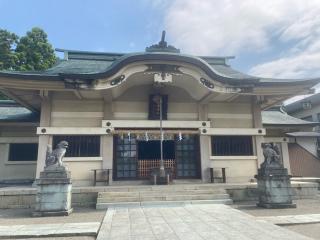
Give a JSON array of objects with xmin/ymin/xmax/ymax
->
[
  {"xmin": 0, "ymin": 101, "xmax": 39, "ymax": 122},
  {"xmin": 286, "ymin": 132, "xmax": 320, "ymax": 137},
  {"xmin": 285, "ymin": 92, "xmax": 320, "ymax": 113},
  {"xmin": 0, "ymin": 49, "xmax": 318, "ymax": 86},
  {"xmin": 262, "ymin": 110, "xmax": 319, "ymax": 126}
]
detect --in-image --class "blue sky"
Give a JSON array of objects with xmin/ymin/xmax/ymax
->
[{"xmin": 1, "ymin": 0, "xmax": 320, "ymax": 82}]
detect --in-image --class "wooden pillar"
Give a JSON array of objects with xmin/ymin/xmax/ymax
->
[
  {"xmin": 252, "ymin": 96, "xmax": 264, "ymax": 167},
  {"xmin": 35, "ymin": 97, "xmax": 51, "ymax": 178},
  {"xmin": 102, "ymin": 135, "xmax": 113, "ymax": 184},
  {"xmin": 281, "ymin": 142, "xmax": 291, "ymax": 174},
  {"xmin": 200, "ymin": 135, "xmax": 211, "ymax": 182},
  {"xmin": 102, "ymin": 100, "xmax": 114, "ymax": 184},
  {"xmin": 198, "ymin": 104, "xmax": 208, "ymax": 121}
]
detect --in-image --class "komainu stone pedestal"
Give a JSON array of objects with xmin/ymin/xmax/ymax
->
[
  {"xmin": 255, "ymin": 166, "xmax": 296, "ymax": 209},
  {"xmin": 33, "ymin": 165, "xmax": 73, "ymax": 217}
]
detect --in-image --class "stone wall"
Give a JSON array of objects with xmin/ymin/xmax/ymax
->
[
  {"xmin": 0, "ymin": 188, "xmax": 98, "ymax": 209},
  {"xmin": 227, "ymin": 181, "xmax": 318, "ymax": 202},
  {"xmin": 0, "ymin": 181, "xmax": 317, "ymax": 209}
]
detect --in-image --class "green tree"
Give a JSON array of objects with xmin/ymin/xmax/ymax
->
[
  {"xmin": 15, "ymin": 27, "xmax": 56, "ymax": 71},
  {"xmin": 0, "ymin": 29, "xmax": 19, "ymax": 70}
]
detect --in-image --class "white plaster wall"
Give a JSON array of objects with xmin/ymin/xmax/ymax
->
[
  {"xmin": 210, "ymin": 158, "xmax": 257, "ymax": 182},
  {"xmin": 168, "ymin": 102, "xmax": 198, "ymax": 120},
  {"xmin": 0, "ymin": 126, "xmax": 37, "ymax": 137},
  {"xmin": 208, "ymin": 102, "xmax": 253, "ymax": 128},
  {"xmin": 112, "ymin": 101, "xmax": 148, "ymax": 120},
  {"xmin": 64, "ymin": 160, "xmax": 103, "ymax": 186},
  {"xmin": 112, "ymin": 85, "xmax": 198, "ymax": 120},
  {"xmin": 51, "ymin": 99, "xmax": 104, "ymax": 127},
  {"xmin": 296, "ymin": 137, "xmax": 318, "ymax": 157}
]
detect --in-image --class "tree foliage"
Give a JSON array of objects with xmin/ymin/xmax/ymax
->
[
  {"xmin": 0, "ymin": 27, "xmax": 56, "ymax": 71},
  {"xmin": 15, "ymin": 28, "xmax": 56, "ymax": 71},
  {"xmin": 0, "ymin": 29, "xmax": 19, "ymax": 70}
]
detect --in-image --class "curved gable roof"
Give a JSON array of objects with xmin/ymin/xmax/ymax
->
[
  {"xmin": 0, "ymin": 49, "xmax": 319, "ymax": 88},
  {"xmin": 0, "ymin": 51, "xmax": 259, "ymax": 85}
]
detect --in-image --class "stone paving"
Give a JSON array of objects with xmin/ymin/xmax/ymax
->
[
  {"xmin": 97, "ymin": 204, "xmax": 312, "ymax": 240},
  {"xmin": 258, "ymin": 213, "xmax": 320, "ymax": 225},
  {"xmin": 0, "ymin": 222, "xmax": 100, "ymax": 239}
]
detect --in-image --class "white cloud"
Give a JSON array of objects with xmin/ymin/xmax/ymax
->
[
  {"xmin": 164, "ymin": 0, "xmax": 320, "ymax": 79},
  {"xmin": 165, "ymin": 0, "xmax": 310, "ymax": 55},
  {"xmin": 250, "ymin": 6, "xmax": 320, "ymax": 78}
]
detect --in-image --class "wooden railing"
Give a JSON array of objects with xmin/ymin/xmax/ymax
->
[{"xmin": 138, "ymin": 159, "xmax": 175, "ymax": 178}]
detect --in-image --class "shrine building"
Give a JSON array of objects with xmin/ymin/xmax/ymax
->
[{"xmin": 0, "ymin": 34, "xmax": 318, "ymax": 186}]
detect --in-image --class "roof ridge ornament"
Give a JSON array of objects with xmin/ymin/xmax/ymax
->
[{"xmin": 146, "ymin": 31, "xmax": 180, "ymax": 53}]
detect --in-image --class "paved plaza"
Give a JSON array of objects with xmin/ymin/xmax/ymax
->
[
  {"xmin": 97, "ymin": 204, "xmax": 312, "ymax": 240},
  {"xmin": 0, "ymin": 203, "xmax": 319, "ymax": 239}
]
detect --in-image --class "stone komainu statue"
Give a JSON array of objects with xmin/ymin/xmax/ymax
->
[
  {"xmin": 262, "ymin": 143, "xmax": 281, "ymax": 167},
  {"xmin": 45, "ymin": 141, "xmax": 69, "ymax": 167}
]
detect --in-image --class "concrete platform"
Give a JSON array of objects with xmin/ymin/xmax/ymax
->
[
  {"xmin": 0, "ymin": 181, "xmax": 317, "ymax": 209},
  {"xmin": 97, "ymin": 204, "xmax": 312, "ymax": 240}
]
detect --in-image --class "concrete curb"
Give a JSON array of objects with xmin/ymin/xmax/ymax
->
[
  {"xmin": 257, "ymin": 213, "xmax": 320, "ymax": 226},
  {"xmin": 0, "ymin": 222, "xmax": 100, "ymax": 239}
]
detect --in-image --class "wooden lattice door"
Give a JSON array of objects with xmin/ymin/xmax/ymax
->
[{"xmin": 175, "ymin": 135, "xmax": 200, "ymax": 178}]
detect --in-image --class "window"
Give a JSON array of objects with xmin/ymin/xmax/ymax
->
[
  {"xmin": 53, "ymin": 135, "xmax": 100, "ymax": 157},
  {"xmin": 211, "ymin": 136, "xmax": 253, "ymax": 156},
  {"xmin": 9, "ymin": 143, "xmax": 38, "ymax": 161},
  {"xmin": 148, "ymin": 94, "xmax": 168, "ymax": 120}
]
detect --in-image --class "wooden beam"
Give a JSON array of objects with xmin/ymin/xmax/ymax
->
[
  {"xmin": 200, "ymin": 127, "xmax": 266, "ymax": 136},
  {"xmin": 39, "ymin": 90, "xmax": 49, "ymax": 99},
  {"xmin": 199, "ymin": 92, "xmax": 220, "ymax": 104},
  {"xmin": 37, "ymin": 127, "xmax": 108, "ymax": 135},
  {"xmin": 226, "ymin": 94, "xmax": 239, "ymax": 102},
  {"xmin": 102, "ymin": 120, "xmax": 211, "ymax": 129}
]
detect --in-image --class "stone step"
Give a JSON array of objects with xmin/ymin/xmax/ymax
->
[
  {"xmin": 98, "ymin": 189, "xmax": 227, "ymax": 198},
  {"xmin": 97, "ymin": 184, "xmax": 226, "ymax": 192},
  {"xmin": 97, "ymin": 194, "xmax": 230, "ymax": 203},
  {"xmin": 97, "ymin": 196, "xmax": 140, "ymax": 203},
  {"xmin": 96, "ymin": 199, "xmax": 233, "ymax": 209}
]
